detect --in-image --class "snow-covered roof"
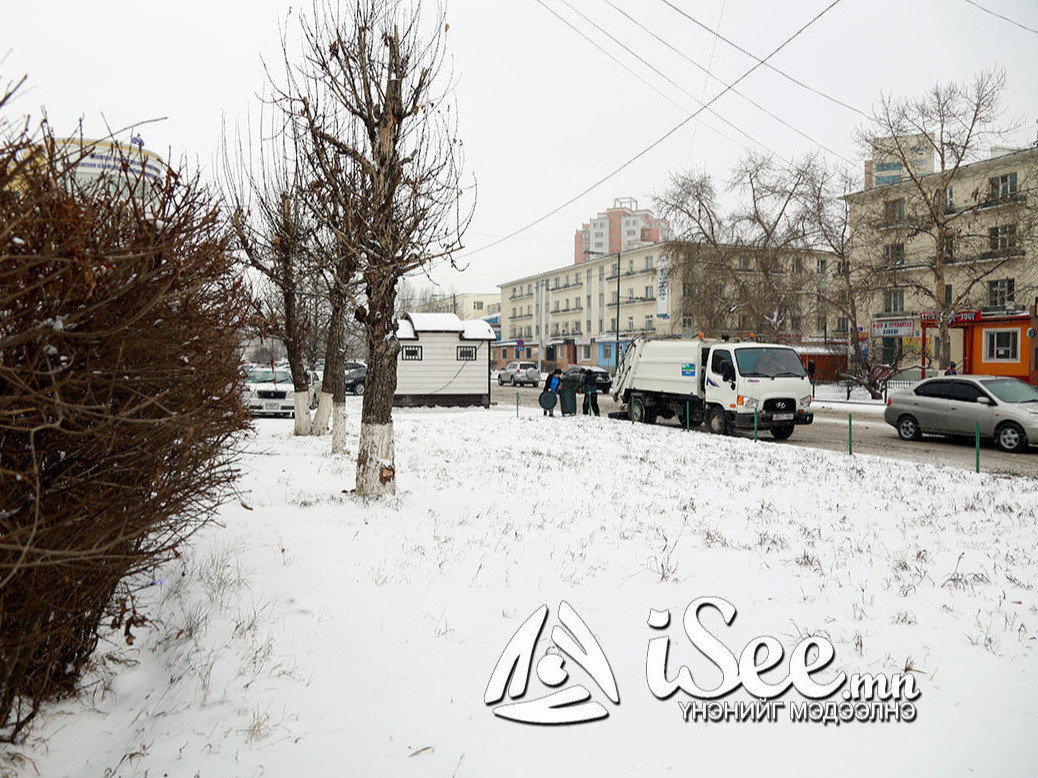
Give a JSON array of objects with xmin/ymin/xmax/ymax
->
[
  {"xmin": 396, "ymin": 318, "xmax": 417, "ymax": 340},
  {"xmin": 396, "ymin": 312, "xmax": 494, "ymax": 341},
  {"xmin": 460, "ymin": 319, "xmax": 495, "ymax": 341}
]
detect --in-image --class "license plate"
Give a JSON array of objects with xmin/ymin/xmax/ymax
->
[
  {"xmin": 264, "ymin": 402, "xmax": 280, "ymax": 410},
  {"xmin": 773, "ymin": 413, "xmax": 794, "ymax": 421}
]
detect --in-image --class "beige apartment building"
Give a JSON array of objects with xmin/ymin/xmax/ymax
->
[
  {"xmin": 847, "ymin": 144, "xmax": 1038, "ymax": 382},
  {"xmin": 497, "ymin": 244, "xmax": 675, "ymax": 370},
  {"xmin": 412, "ymin": 292, "xmax": 501, "ymax": 320}
]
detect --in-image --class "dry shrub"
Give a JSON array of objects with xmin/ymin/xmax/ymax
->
[{"xmin": 0, "ymin": 81, "xmax": 252, "ymax": 740}]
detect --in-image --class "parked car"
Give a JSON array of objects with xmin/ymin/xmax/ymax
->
[
  {"xmin": 344, "ymin": 365, "xmax": 367, "ymax": 395},
  {"xmin": 498, "ymin": 361, "xmax": 540, "ymax": 387},
  {"xmin": 883, "ymin": 375, "xmax": 1038, "ymax": 453},
  {"xmin": 243, "ymin": 366, "xmax": 320, "ymax": 417},
  {"xmin": 562, "ymin": 365, "xmax": 612, "ymax": 393}
]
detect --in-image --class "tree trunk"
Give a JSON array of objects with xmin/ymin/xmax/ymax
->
[
  {"xmin": 355, "ymin": 280, "xmax": 397, "ymax": 496},
  {"xmin": 313, "ymin": 295, "xmax": 347, "ymax": 435},
  {"xmin": 293, "ymin": 392, "xmax": 313, "ymax": 434}
]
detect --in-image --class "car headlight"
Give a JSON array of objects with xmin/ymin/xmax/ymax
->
[
  {"xmin": 740, "ymin": 396, "xmax": 759, "ymax": 410},
  {"xmin": 800, "ymin": 395, "xmax": 812, "ymax": 408}
]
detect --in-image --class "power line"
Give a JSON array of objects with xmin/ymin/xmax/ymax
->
[
  {"xmin": 547, "ymin": 0, "xmax": 790, "ymax": 163},
  {"xmin": 686, "ymin": 0, "xmax": 726, "ymax": 164},
  {"xmin": 962, "ymin": 0, "xmax": 1038, "ymax": 35},
  {"xmin": 454, "ymin": 0, "xmax": 847, "ymax": 262},
  {"xmin": 533, "ymin": 0, "xmax": 772, "ymax": 161},
  {"xmin": 656, "ymin": 0, "xmax": 868, "ymax": 118},
  {"xmin": 604, "ymin": 0, "xmax": 856, "ymax": 165}
]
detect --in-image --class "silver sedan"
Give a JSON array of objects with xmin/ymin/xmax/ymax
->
[{"xmin": 883, "ymin": 375, "xmax": 1038, "ymax": 453}]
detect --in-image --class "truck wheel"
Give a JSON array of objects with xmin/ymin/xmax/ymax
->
[
  {"xmin": 631, "ymin": 396, "xmax": 648, "ymax": 423},
  {"xmin": 770, "ymin": 425, "xmax": 794, "ymax": 440},
  {"xmin": 707, "ymin": 407, "xmax": 726, "ymax": 435}
]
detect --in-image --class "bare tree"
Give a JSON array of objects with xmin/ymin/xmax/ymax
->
[
  {"xmin": 798, "ymin": 158, "xmax": 917, "ymax": 397},
  {"xmin": 285, "ymin": 0, "xmax": 472, "ymax": 495},
  {"xmin": 657, "ymin": 153, "xmax": 815, "ymax": 340},
  {"xmin": 854, "ymin": 68, "xmax": 1036, "ymax": 370},
  {"xmin": 223, "ymin": 107, "xmax": 320, "ymax": 435}
]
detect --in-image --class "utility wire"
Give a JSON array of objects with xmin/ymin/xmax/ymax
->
[
  {"xmin": 455, "ymin": 0, "xmax": 847, "ymax": 262},
  {"xmin": 535, "ymin": 0, "xmax": 763, "ymax": 159},
  {"xmin": 548, "ymin": 0, "xmax": 790, "ymax": 163},
  {"xmin": 657, "ymin": 0, "xmax": 868, "ymax": 118},
  {"xmin": 686, "ymin": 0, "xmax": 726, "ymax": 164},
  {"xmin": 962, "ymin": 0, "xmax": 1038, "ymax": 35},
  {"xmin": 605, "ymin": 0, "xmax": 856, "ymax": 165}
]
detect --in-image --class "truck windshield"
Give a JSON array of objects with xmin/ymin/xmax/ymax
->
[{"xmin": 735, "ymin": 348, "xmax": 806, "ymax": 378}]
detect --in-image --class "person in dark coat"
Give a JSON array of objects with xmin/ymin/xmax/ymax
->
[
  {"xmin": 581, "ymin": 368, "xmax": 600, "ymax": 416},
  {"xmin": 542, "ymin": 369, "xmax": 562, "ymax": 416}
]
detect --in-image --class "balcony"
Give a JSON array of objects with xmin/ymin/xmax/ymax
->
[
  {"xmin": 623, "ymin": 265, "xmax": 655, "ymax": 278},
  {"xmin": 512, "ymin": 311, "xmax": 533, "ymax": 321}
]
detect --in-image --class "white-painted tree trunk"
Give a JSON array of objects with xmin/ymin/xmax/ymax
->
[
  {"xmin": 293, "ymin": 392, "xmax": 313, "ymax": 436},
  {"xmin": 311, "ymin": 391, "xmax": 333, "ymax": 435},
  {"xmin": 331, "ymin": 402, "xmax": 349, "ymax": 454},
  {"xmin": 355, "ymin": 421, "xmax": 394, "ymax": 495}
]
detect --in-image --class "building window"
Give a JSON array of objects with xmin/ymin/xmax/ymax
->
[
  {"xmin": 582, "ymin": 345, "xmax": 591, "ymax": 360},
  {"xmin": 603, "ymin": 344, "xmax": 613, "ymax": 360},
  {"xmin": 945, "ymin": 284, "xmax": 953, "ymax": 306},
  {"xmin": 984, "ymin": 329, "xmax": 1019, "ymax": 362},
  {"xmin": 816, "ymin": 258, "xmax": 828, "ymax": 275},
  {"xmin": 645, "ymin": 256, "xmax": 654, "ymax": 269},
  {"xmin": 791, "ymin": 315, "xmax": 802, "ymax": 332},
  {"xmin": 883, "ymin": 198, "xmax": 905, "ymax": 223},
  {"xmin": 738, "ymin": 255, "xmax": 753, "ymax": 271},
  {"xmin": 836, "ymin": 317, "xmax": 849, "ymax": 333},
  {"xmin": 989, "ymin": 172, "xmax": 1018, "ymax": 201},
  {"xmin": 816, "ymin": 316, "xmax": 827, "ymax": 332},
  {"xmin": 627, "ymin": 316, "xmax": 634, "ymax": 331},
  {"xmin": 598, "ymin": 318, "xmax": 604, "ymax": 332},
  {"xmin": 883, "ymin": 289, "xmax": 905, "ymax": 313},
  {"xmin": 502, "ymin": 348, "xmax": 510, "ymax": 360},
  {"xmin": 644, "ymin": 315, "xmax": 653, "ymax": 330},
  {"xmin": 527, "ymin": 284, "xmax": 532, "ymax": 295},
  {"xmin": 457, "ymin": 345, "xmax": 477, "ymax": 361},
  {"xmin": 884, "ymin": 243, "xmax": 905, "ymax": 265},
  {"xmin": 988, "ymin": 278, "xmax": 1015, "ymax": 307},
  {"xmin": 525, "ymin": 326, "xmax": 532, "ymax": 338},
  {"xmin": 645, "ymin": 285, "xmax": 653, "ymax": 299},
  {"xmin": 989, "ymin": 225, "xmax": 1017, "ymax": 254},
  {"xmin": 682, "ymin": 282, "xmax": 693, "ymax": 296},
  {"xmin": 473, "ymin": 301, "xmax": 483, "ymax": 310},
  {"xmin": 681, "ymin": 316, "xmax": 694, "ymax": 328},
  {"xmin": 836, "ymin": 260, "xmax": 850, "ymax": 276},
  {"xmin": 942, "ymin": 234, "xmax": 954, "ymax": 260},
  {"xmin": 401, "ymin": 345, "xmax": 423, "ymax": 361},
  {"xmin": 791, "ymin": 257, "xmax": 803, "ymax": 275},
  {"xmin": 738, "ymin": 314, "xmax": 749, "ymax": 329},
  {"xmin": 511, "ymin": 307, "xmax": 516, "ymax": 317},
  {"xmin": 945, "ymin": 187, "xmax": 954, "ymax": 211}
]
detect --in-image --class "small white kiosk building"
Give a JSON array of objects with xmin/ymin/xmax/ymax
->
[{"xmin": 395, "ymin": 313, "xmax": 495, "ymax": 407}]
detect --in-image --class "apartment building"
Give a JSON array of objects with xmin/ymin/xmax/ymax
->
[
  {"xmin": 497, "ymin": 244, "xmax": 673, "ymax": 370},
  {"xmin": 573, "ymin": 197, "xmax": 673, "ymax": 265},
  {"xmin": 847, "ymin": 143, "xmax": 1038, "ymax": 381},
  {"xmin": 411, "ymin": 292, "xmax": 501, "ymax": 320}
]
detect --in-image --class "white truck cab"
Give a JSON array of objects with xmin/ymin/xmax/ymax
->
[{"xmin": 612, "ymin": 337, "xmax": 814, "ymax": 439}]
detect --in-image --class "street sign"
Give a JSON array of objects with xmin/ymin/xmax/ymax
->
[{"xmin": 517, "ymin": 338, "xmax": 525, "ymax": 349}]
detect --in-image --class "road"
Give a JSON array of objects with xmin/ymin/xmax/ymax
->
[{"xmin": 490, "ymin": 380, "xmax": 1038, "ymax": 478}]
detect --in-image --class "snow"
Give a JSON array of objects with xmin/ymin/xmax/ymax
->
[
  {"xmin": 461, "ymin": 319, "xmax": 495, "ymax": 341},
  {"xmin": 8, "ymin": 401, "xmax": 1038, "ymax": 776}
]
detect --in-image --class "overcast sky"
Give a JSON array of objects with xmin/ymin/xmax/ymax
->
[{"xmin": 6, "ymin": 0, "xmax": 1038, "ymax": 295}]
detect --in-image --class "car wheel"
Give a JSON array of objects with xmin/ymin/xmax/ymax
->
[
  {"xmin": 770, "ymin": 425, "xmax": 795, "ymax": 441},
  {"xmin": 510, "ymin": 376, "xmax": 517, "ymax": 386},
  {"xmin": 896, "ymin": 415, "xmax": 922, "ymax": 441},
  {"xmin": 630, "ymin": 396, "xmax": 647, "ymax": 423},
  {"xmin": 707, "ymin": 407, "xmax": 727, "ymax": 435},
  {"xmin": 995, "ymin": 422, "xmax": 1027, "ymax": 453},
  {"xmin": 354, "ymin": 383, "xmax": 365, "ymax": 396},
  {"xmin": 498, "ymin": 375, "xmax": 504, "ymax": 386},
  {"xmin": 532, "ymin": 382, "xmax": 539, "ymax": 389}
]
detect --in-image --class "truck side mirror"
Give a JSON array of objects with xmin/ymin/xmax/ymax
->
[
  {"xmin": 807, "ymin": 359, "xmax": 816, "ymax": 377},
  {"xmin": 721, "ymin": 365, "xmax": 735, "ymax": 383}
]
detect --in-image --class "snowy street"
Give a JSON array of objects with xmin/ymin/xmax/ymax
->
[{"xmin": 11, "ymin": 402, "xmax": 1038, "ymax": 776}]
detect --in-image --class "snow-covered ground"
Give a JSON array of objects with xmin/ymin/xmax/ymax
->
[{"xmin": 8, "ymin": 401, "xmax": 1038, "ymax": 777}]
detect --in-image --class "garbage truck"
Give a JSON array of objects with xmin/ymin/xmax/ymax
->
[{"xmin": 611, "ymin": 337, "xmax": 814, "ymax": 439}]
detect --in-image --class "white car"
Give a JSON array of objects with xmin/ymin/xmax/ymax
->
[
  {"xmin": 244, "ymin": 367, "xmax": 320, "ymax": 417},
  {"xmin": 498, "ymin": 361, "xmax": 540, "ymax": 387}
]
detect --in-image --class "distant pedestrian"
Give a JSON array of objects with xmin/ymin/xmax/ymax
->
[
  {"xmin": 541, "ymin": 369, "xmax": 562, "ymax": 417},
  {"xmin": 946, "ymin": 361, "xmax": 958, "ymax": 376},
  {"xmin": 581, "ymin": 368, "xmax": 600, "ymax": 416}
]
